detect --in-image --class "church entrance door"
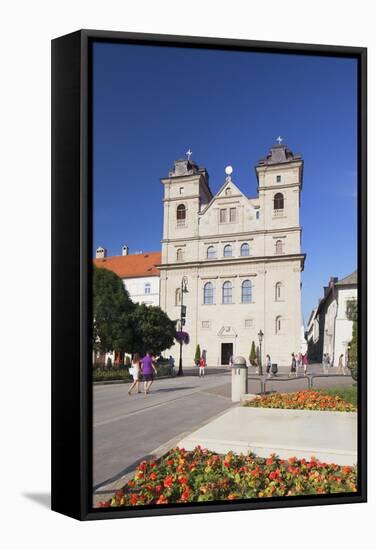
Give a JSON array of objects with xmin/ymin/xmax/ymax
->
[{"xmin": 221, "ymin": 343, "xmax": 233, "ymax": 366}]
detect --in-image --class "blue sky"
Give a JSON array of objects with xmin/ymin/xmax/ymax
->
[{"xmin": 92, "ymin": 42, "xmax": 358, "ymax": 324}]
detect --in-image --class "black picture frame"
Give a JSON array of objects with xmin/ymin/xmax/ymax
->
[{"xmin": 51, "ymin": 29, "xmax": 367, "ymax": 521}]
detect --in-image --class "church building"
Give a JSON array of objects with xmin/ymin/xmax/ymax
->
[{"xmin": 158, "ymin": 142, "xmax": 306, "ymax": 367}]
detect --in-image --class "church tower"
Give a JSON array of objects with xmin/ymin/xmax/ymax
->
[{"xmin": 160, "ymin": 153, "xmax": 212, "ymax": 266}]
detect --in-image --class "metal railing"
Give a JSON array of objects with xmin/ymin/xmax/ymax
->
[{"xmin": 247, "ymin": 373, "xmax": 353, "ymax": 394}]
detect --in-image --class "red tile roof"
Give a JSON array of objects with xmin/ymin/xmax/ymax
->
[{"xmin": 93, "ymin": 251, "xmax": 161, "ymax": 278}]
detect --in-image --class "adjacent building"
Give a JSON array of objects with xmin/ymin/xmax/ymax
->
[
  {"xmin": 158, "ymin": 142, "xmax": 306, "ymax": 366},
  {"xmin": 306, "ymin": 270, "xmax": 357, "ymax": 365},
  {"xmin": 94, "ymin": 247, "xmax": 161, "ymax": 306}
]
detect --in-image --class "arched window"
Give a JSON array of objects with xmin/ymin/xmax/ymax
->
[
  {"xmin": 274, "ymin": 193, "xmax": 284, "ymax": 210},
  {"xmin": 176, "ymin": 248, "xmax": 183, "ymax": 261},
  {"xmin": 204, "ymin": 282, "xmax": 214, "ymax": 305},
  {"xmin": 275, "ymin": 240, "xmax": 284, "ymax": 255},
  {"xmin": 225, "ymin": 187, "xmax": 231, "ymax": 196},
  {"xmin": 240, "ymin": 243, "xmax": 250, "ymax": 257},
  {"xmin": 275, "ymin": 316, "xmax": 282, "ymax": 334},
  {"xmin": 175, "ymin": 288, "xmax": 182, "ymax": 306},
  {"xmin": 241, "ymin": 280, "xmax": 252, "ymax": 303},
  {"xmin": 275, "ymin": 282, "xmax": 283, "ymax": 301},
  {"xmin": 223, "ymin": 244, "xmax": 232, "ymax": 258},
  {"xmin": 207, "ymin": 246, "xmax": 216, "ymax": 259},
  {"xmin": 177, "ymin": 204, "xmax": 186, "ymax": 225},
  {"xmin": 256, "ymin": 211, "xmax": 260, "ymax": 220},
  {"xmin": 222, "ymin": 281, "xmax": 232, "ymax": 304}
]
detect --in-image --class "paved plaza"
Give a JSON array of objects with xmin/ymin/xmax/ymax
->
[{"xmin": 93, "ymin": 362, "xmax": 355, "ymax": 502}]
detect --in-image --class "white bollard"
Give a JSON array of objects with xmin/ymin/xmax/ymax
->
[{"xmin": 231, "ymin": 356, "xmax": 248, "ymax": 402}]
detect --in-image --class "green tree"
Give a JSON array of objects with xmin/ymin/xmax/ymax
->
[
  {"xmin": 93, "ymin": 266, "xmax": 135, "ymax": 354},
  {"xmin": 346, "ymin": 299, "xmax": 358, "ymax": 381},
  {"xmin": 249, "ymin": 341, "xmax": 257, "ymax": 366},
  {"xmin": 130, "ymin": 304, "xmax": 176, "ymax": 357},
  {"xmin": 194, "ymin": 344, "xmax": 201, "ymax": 365}
]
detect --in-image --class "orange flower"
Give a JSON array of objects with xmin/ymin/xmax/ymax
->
[
  {"xmin": 156, "ymin": 495, "xmax": 168, "ymax": 505},
  {"xmin": 227, "ymin": 493, "xmax": 238, "ymax": 500},
  {"xmin": 149, "ymin": 472, "xmax": 157, "ymax": 481}
]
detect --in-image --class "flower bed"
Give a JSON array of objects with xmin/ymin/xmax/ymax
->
[
  {"xmin": 97, "ymin": 446, "xmax": 357, "ymax": 508},
  {"xmin": 243, "ymin": 390, "xmax": 357, "ymax": 412}
]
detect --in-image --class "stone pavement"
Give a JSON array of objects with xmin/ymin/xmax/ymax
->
[{"xmin": 92, "ymin": 363, "xmax": 355, "ymax": 505}]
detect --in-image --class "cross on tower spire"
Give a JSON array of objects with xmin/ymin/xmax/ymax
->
[
  {"xmin": 276, "ymin": 136, "xmax": 283, "ymax": 145},
  {"xmin": 186, "ymin": 148, "xmax": 192, "ymax": 160}
]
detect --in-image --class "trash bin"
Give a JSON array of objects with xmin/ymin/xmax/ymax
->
[{"xmin": 271, "ymin": 363, "xmax": 278, "ymax": 375}]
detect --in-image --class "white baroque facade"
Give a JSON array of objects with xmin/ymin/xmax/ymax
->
[{"xmin": 158, "ymin": 143, "xmax": 306, "ymax": 367}]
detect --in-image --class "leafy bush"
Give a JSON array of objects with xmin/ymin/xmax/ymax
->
[
  {"xmin": 249, "ymin": 341, "xmax": 257, "ymax": 366},
  {"xmin": 194, "ymin": 344, "xmax": 201, "ymax": 366},
  {"xmin": 97, "ymin": 446, "xmax": 357, "ymax": 507},
  {"xmin": 243, "ymin": 390, "xmax": 357, "ymax": 412}
]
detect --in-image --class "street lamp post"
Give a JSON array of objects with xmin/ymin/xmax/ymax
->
[
  {"xmin": 178, "ymin": 276, "xmax": 188, "ymax": 376},
  {"xmin": 258, "ymin": 329, "xmax": 264, "ymax": 375}
]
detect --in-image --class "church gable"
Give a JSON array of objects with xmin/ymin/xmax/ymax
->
[{"xmin": 198, "ymin": 173, "xmax": 258, "ymax": 234}]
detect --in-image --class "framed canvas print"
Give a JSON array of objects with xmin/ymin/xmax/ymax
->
[{"xmin": 51, "ymin": 29, "xmax": 367, "ymax": 520}]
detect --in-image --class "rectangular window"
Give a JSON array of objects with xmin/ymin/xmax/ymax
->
[
  {"xmin": 276, "ymin": 175, "xmax": 281, "ymax": 182},
  {"xmin": 229, "ymin": 208, "xmax": 236, "ymax": 222},
  {"xmin": 220, "ymin": 209, "xmax": 227, "ymax": 223},
  {"xmin": 244, "ymin": 319, "xmax": 253, "ymax": 328},
  {"xmin": 179, "ymin": 187, "xmax": 184, "ymax": 194},
  {"xmin": 144, "ymin": 283, "xmax": 151, "ymax": 294}
]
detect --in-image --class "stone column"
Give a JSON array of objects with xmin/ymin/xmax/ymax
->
[{"xmin": 231, "ymin": 356, "xmax": 248, "ymax": 402}]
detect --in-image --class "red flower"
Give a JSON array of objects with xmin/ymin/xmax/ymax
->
[
  {"xmin": 156, "ymin": 495, "xmax": 168, "ymax": 505},
  {"xmin": 181, "ymin": 488, "xmax": 190, "ymax": 502},
  {"xmin": 149, "ymin": 472, "xmax": 157, "ymax": 481},
  {"xmin": 130, "ymin": 494, "xmax": 138, "ymax": 505},
  {"xmin": 269, "ymin": 471, "xmax": 278, "ymax": 480},
  {"xmin": 164, "ymin": 475, "xmax": 174, "ymax": 488},
  {"xmin": 223, "ymin": 461, "xmax": 230, "ymax": 468},
  {"xmin": 179, "ymin": 476, "xmax": 189, "ymax": 485},
  {"xmin": 98, "ymin": 501, "xmax": 110, "ymax": 508}
]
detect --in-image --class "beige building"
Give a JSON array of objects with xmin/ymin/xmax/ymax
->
[{"xmin": 158, "ymin": 142, "xmax": 306, "ymax": 367}]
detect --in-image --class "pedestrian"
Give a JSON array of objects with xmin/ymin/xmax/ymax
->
[
  {"xmin": 199, "ymin": 356, "xmax": 205, "ymax": 377},
  {"xmin": 265, "ymin": 354, "xmax": 272, "ymax": 377},
  {"xmin": 322, "ymin": 353, "xmax": 327, "ymax": 374},
  {"xmin": 289, "ymin": 353, "xmax": 297, "ymax": 377},
  {"xmin": 141, "ymin": 351, "xmax": 157, "ymax": 395},
  {"xmin": 128, "ymin": 353, "xmax": 141, "ymax": 395},
  {"xmin": 323, "ymin": 353, "xmax": 331, "ymax": 374},
  {"xmin": 229, "ymin": 354, "xmax": 234, "ymax": 369},
  {"xmin": 168, "ymin": 355, "xmax": 175, "ymax": 375},
  {"xmin": 297, "ymin": 352, "xmax": 302, "ymax": 370},
  {"xmin": 303, "ymin": 353, "xmax": 308, "ymax": 374},
  {"xmin": 337, "ymin": 353, "xmax": 345, "ymax": 374}
]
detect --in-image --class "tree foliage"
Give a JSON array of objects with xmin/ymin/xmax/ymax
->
[
  {"xmin": 346, "ymin": 299, "xmax": 358, "ymax": 381},
  {"xmin": 93, "ymin": 266, "xmax": 135, "ymax": 353},
  {"xmin": 130, "ymin": 304, "xmax": 176, "ymax": 357}
]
